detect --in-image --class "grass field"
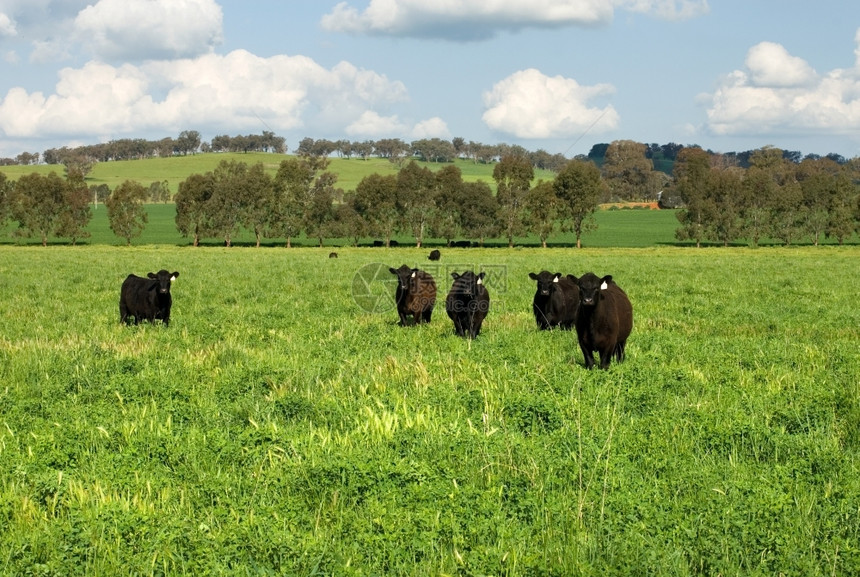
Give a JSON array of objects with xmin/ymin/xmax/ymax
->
[
  {"xmin": 0, "ymin": 153, "xmax": 558, "ymax": 195},
  {"xmin": 1, "ymin": 245, "xmax": 858, "ymax": 575}
]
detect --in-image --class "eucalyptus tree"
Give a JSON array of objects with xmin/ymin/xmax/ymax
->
[
  {"xmin": 553, "ymin": 159, "xmax": 603, "ymax": 249},
  {"xmin": 106, "ymin": 180, "xmax": 148, "ymax": 246},
  {"xmin": 459, "ymin": 181, "xmax": 499, "ymax": 246},
  {"xmin": 9, "ymin": 172, "xmax": 69, "ymax": 246},
  {"xmin": 523, "ymin": 180, "xmax": 560, "ymax": 248},
  {"xmin": 353, "ymin": 173, "xmax": 399, "ymax": 246},
  {"xmin": 673, "ymin": 147, "xmax": 711, "ymax": 247},
  {"xmin": 602, "ymin": 139, "xmax": 655, "ymax": 201},
  {"xmin": 494, "ymin": 154, "xmax": 533, "ymax": 247},
  {"xmin": 397, "ymin": 160, "xmax": 436, "ymax": 247},
  {"xmin": 432, "ymin": 165, "xmax": 465, "ymax": 244},
  {"xmin": 175, "ymin": 172, "xmax": 214, "ymax": 246}
]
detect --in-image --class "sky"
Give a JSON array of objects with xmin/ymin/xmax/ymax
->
[{"xmin": 1, "ymin": 0, "xmax": 860, "ymax": 161}]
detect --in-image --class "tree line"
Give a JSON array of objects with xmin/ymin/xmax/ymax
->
[{"xmin": 2, "ymin": 140, "xmax": 858, "ymax": 247}]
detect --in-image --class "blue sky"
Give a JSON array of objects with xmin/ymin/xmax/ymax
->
[{"xmin": 1, "ymin": 0, "xmax": 859, "ymax": 161}]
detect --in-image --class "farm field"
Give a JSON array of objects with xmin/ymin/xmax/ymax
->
[
  {"xmin": 1, "ymin": 245, "xmax": 858, "ymax": 575},
  {"xmin": 0, "ymin": 153, "xmax": 559, "ymax": 195}
]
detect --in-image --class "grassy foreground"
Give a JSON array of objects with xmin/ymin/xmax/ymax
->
[{"xmin": 1, "ymin": 245, "xmax": 858, "ymax": 575}]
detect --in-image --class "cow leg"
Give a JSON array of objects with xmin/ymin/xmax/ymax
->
[
  {"xmin": 579, "ymin": 341, "xmax": 596, "ymax": 369},
  {"xmin": 422, "ymin": 308, "xmax": 432, "ymax": 324},
  {"xmin": 598, "ymin": 348, "xmax": 613, "ymax": 370},
  {"xmin": 615, "ymin": 341, "xmax": 626, "ymax": 362}
]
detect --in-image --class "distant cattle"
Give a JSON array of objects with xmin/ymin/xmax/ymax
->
[
  {"xmin": 428, "ymin": 249, "xmax": 441, "ymax": 261},
  {"xmin": 446, "ymin": 271, "xmax": 490, "ymax": 338},
  {"xmin": 119, "ymin": 270, "xmax": 180, "ymax": 327},
  {"xmin": 329, "ymin": 252, "xmax": 338, "ymax": 258},
  {"xmin": 529, "ymin": 271, "xmax": 579, "ymax": 330},
  {"xmin": 567, "ymin": 273, "xmax": 633, "ymax": 369},
  {"xmin": 389, "ymin": 264, "xmax": 437, "ymax": 326},
  {"xmin": 450, "ymin": 240, "xmax": 472, "ymax": 248}
]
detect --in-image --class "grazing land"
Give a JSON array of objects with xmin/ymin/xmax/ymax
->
[{"xmin": 1, "ymin": 245, "xmax": 858, "ymax": 575}]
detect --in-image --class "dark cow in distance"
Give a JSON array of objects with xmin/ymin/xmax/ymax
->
[
  {"xmin": 529, "ymin": 271, "xmax": 579, "ymax": 330},
  {"xmin": 389, "ymin": 265, "xmax": 437, "ymax": 326},
  {"xmin": 428, "ymin": 249, "xmax": 441, "ymax": 261},
  {"xmin": 119, "ymin": 270, "xmax": 180, "ymax": 327},
  {"xmin": 567, "ymin": 273, "xmax": 633, "ymax": 369},
  {"xmin": 446, "ymin": 271, "xmax": 490, "ymax": 339}
]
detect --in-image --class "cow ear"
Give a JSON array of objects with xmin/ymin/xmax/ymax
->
[
  {"xmin": 553, "ymin": 273, "xmax": 562, "ymax": 283},
  {"xmin": 147, "ymin": 272, "xmax": 157, "ymax": 279},
  {"xmin": 528, "ymin": 272, "xmax": 538, "ymax": 280},
  {"xmin": 171, "ymin": 271, "xmax": 179, "ymax": 280},
  {"xmin": 477, "ymin": 272, "xmax": 486, "ymax": 285},
  {"xmin": 410, "ymin": 270, "xmax": 417, "ymax": 278},
  {"xmin": 451, "ymin": 272, "xmax": 460, "ymax": 280},
  {"xmin": 389, "ymin": 267, "xmax": 398, "ymax": 275},
  {"xmin": 600, "ymin": 275, "xmax": 612, "ymax": 290},
  {"xmin": 566, "ymin": 274, "xmax": 578, "ymax": 283}
]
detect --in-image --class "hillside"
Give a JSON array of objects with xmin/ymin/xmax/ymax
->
[{"xmin": 0, "ymin": 153, "xmax": 559, "ymax": 194}]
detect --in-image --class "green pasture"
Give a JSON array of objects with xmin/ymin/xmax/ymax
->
[
  {"xmin": 1, "ymin": 154, "xmax": 557, "ymax": 195},
  {"xmin": 0, "ymin": 245, "xmax": 858, "ymax": 575}
]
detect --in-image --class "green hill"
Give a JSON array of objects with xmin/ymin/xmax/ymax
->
[{"xmin": 1, "ymin": 153, "xmax": 558, "ymax": 194}]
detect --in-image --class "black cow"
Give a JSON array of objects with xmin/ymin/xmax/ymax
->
[
  {"xmin": 389, "ymin": 264, "xmax": 437, "ymax": 326},
  {"xmin": 329, "ymin": 252, "xmax": 338, "ymax": 258},
  {"xmin": 428, "ymin": 249, "xmax": 441, "ymax": 261},
  {"xmin": 529, "ymin": 271, "xmax": 579, "ymax": 330},
  {"xmin": 119, "ymin": 270, "xmax": 180, "ymax": 327},
  {"xmin": 567, "ymin": 273, "xmax": 633, "ymax": 369},
  {"xmin": 445, "ymin": 271, "xmax": 490, "ymax": 338}
]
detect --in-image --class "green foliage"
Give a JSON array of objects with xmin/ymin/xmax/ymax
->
[
  {"xmin": 0, "ymin": 246, "xmax": 858, "ymax": 575},
  {"xmin": 105, "ymin": 180, "xmax": 148, "ymax": 245}
]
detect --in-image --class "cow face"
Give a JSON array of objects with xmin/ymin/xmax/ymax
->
[
  {"xmin": 148, "ymin": 270, "xmax": 179, "ymax": 294},
  {"xmin": 571, "ymin": 273, "xmax": 611, "ymax": 307},
  {"xmin": 389, "ymin": 265, "xmax": 417, "ymax": 290},
  {"xmin": 451, "ymin": 271, "xmax": 486, "ymax": 296},
  {"xmin": 529, "ymin": 271, "xmax": 563, "ymax": 296}
]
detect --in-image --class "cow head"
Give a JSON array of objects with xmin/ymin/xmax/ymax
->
[
  {"xmin": 389, "ymin": 265, "xmax": 418, "ymax": 290},
  {"xmin": 451, "ymin": 270, "xmax": 486, "ymax": 297},
  {"xmin": 568, "ymin": 273, "xmax": 611, "ymax": 307},
  {"xmin": 529, "ymin": 271, "xmax": 563, "ymax": 296},
  {"xmin": 148, "ymin": 270, "xmax": 179, "ymax": 294}
]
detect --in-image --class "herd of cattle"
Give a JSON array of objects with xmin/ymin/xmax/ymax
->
[{"xmin": 119, "ymin": 250, "xmax": 633, "ymax": 370}]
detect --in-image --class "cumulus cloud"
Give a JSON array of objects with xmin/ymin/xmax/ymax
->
[
  {"xmin": 0, "ymin": 12, "xmax": 17, "ymax": 37},
  {"xmin": 321, "ymin": 0, "xmax": 706, "ymax": 40},
  {"xmin": 705, "ymin": 34, "xmax": 860, "ymax": 136},
  {"xmin": 345, "ymin": 111, "xmax": 408, "ymax": 137},
  {"xmin": 411, "ymin": 117, "xmax": 451, "ymax": 139},
  {"xmin": 74, "ymin": 0, "xmax": 223, "ymax": 61},
  {"xmin": 482, "ymin": 68, "xmax": 619, "ymax": 139},
  {"xmin": 0, "ymin": 50, "xmax": 409, "ymax": 139}
]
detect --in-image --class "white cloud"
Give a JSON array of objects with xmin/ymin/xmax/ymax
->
[
  {"xmin": 745, "ymin": 42, "xmax": 817, "ymax": 88},
  {"xmin": 411, "ymin": 117, "xmax": 450, "ymax": 139},
  {"xmin": 0, "ymin": 12, "xmax": 17, "ymax": 37},
  {"xmin": 345, "ymin": 111, "xmax": 408, "ymax": 137},
  {"xmin": 321, "ymin": 0, "xmax": 706, "ymax": 40},
  {"xmin": 706, "ymin": 35, "xmax": 860, "ymax": 136},
  {"xmin": 482, "ymin": 68, "xmax": 619, "ymax": 139},
  {"xmin": 74, "ymin": 0, "xmax": 223, "ymax": 61},
  {"xmin": 0, "ymin": 50, "xmax": 410, "ymax": 139}
]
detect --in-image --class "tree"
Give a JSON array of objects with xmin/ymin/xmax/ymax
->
[
  {"xmin": 268, "ymin": 157, "xmax": 316, "ymax": 247},
  {"xmin": 106, "ymin": 180, "xmax": 148, "ymax": 245},
  {"xmin": 0, "ymin": 171, "xmax": 10, "ymax": 228},
  {"xmin": 304, "ymin": 172, "xmax": 338, "ymax": 247},
  {"xmin": 353, "ymin": 173, "xmax": 399, "ymax": 246},
  {"xmin": 176, "ymin": 130, "xmax": 201, "ymax": 155},
  {"xmin": 458, "ymin": 181, "xmax": 499, "ymax": 246},
  {"xmin": 207, "ymin": 160, "xmax": 249, "ymax": 247},
  {"xmin": 8, "ymin": 172, "xmax": 68, "ymax": 246},
  {"xmin": 238, "ymin": 163, "xmax": 274, "ymax": 248},
  {"xmin": 674, "ymin": 147, "xmax": 711, "ymax": 247},
  {"xmin": 331, "ymin": 192, "xmax": 367, "ymax": 246},
  {"xmin": 175, "ymin": 172, "xmax": 214, "ymax": 247},
  {"xmin": 57, "ymin": 172, "xmax": 92, "ymax": 245},
  {"xmin": 524, "ymin": 180, "xmax": 560, "ymax": 248},
  {"xmin": 494, "ymin": 155, "xmax": 533, "ymax": 247},
  {"xmin": 602, "ymin": 140, "xmax": 656, "ymax": 201},
  {"xmin": 554, "ymin": 160, "xmax": 603, "ymax": 249},
  {"xmin": 432, "ymin": 165, "xmax": 465, "ymax": 244},
  {"xmin": 397, "ymin": 161, "xmax": 436, "ymax": 247}
]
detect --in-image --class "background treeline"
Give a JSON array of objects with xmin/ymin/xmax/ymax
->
[{"xmin": 2, "ymin": 137, "xmax": 859, "ymax": 248}]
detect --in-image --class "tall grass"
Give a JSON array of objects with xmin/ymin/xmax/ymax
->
[{"xmin": 1, "ymin": 245, "xmax": 858, "ymax": 575}]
